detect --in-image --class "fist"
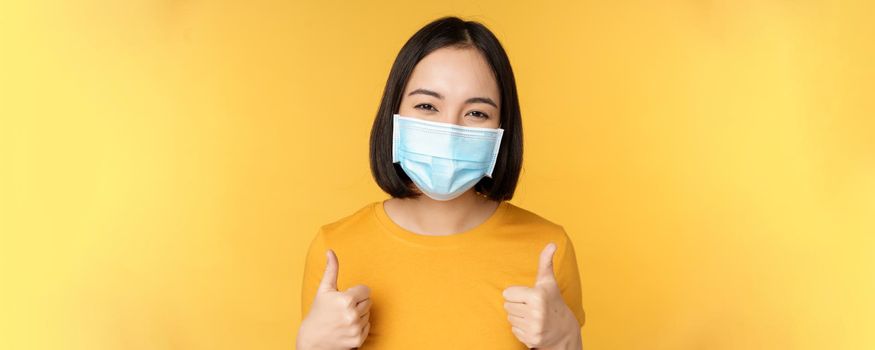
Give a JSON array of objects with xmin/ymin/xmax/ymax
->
[
  {"xmin": 502, "ymin": 243, "xmax": 578, "ymax": 348},
  {"xmin": 297, "ymin": 249, "xmax": 371, "ymax": 349}
]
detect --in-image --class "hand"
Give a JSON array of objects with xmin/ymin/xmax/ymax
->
[
  {"xmin": 502, "ymin": 243, "xmax": 581, "ymax": 349},
  {"xmin": 297, "ymin": 249, "xmax": 371, "ymax": 349}
]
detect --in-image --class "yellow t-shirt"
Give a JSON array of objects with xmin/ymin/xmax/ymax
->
[{"xmin": 300, "ymin": 200, "xmax": 586, "ymax": 349}]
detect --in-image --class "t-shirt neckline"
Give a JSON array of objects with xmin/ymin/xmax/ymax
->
[{"xmin": 373, "ymin": 199, "xmax": 510, "ymax": 248}]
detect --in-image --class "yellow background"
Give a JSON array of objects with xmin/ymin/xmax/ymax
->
[{"xmin": 1, "ymin": 0, "xmax": 873, "ymax": 349}]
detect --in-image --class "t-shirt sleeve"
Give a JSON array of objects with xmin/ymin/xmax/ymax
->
[
  {"xmin": 300, "ymin": 227, "xmax": 328, "ymax": 320},
  {"xmin": 555, "ymin": 226, "xmax": 586, "ymax": 328}
]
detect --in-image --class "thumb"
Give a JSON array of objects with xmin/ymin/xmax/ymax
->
[
  {"xmin": 318, "ymin": 249, "xmax": 339, "ymax": 293},
  {"xmin": 535, "ymin": 242, "xmax": 557, "ymax": 286}
]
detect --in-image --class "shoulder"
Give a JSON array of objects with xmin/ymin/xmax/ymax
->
[
  {"xmin": 500, "ymin": 202, "xmax": 575, "ymax": 256},
  {"xmin": 503, "ymin": 202, "xmax": 569, "ymax": 237},
  {"xmin": 312, "ymin": 201, "xmax": 381, "ymax": 243},
  {"xmin": 503, "ymin": 203, "xmax": 582, "ymax": 291}
]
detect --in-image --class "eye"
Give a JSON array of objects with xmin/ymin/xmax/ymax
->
[
  {"xmin": 466, "ymin": 110, "xmax": 490, "ymax": 119},
  {"xmin": 414, "ymin": 103, "xmax": 438, "ymax": 112}
]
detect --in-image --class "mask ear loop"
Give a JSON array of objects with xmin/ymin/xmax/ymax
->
[{"xmin": 480, "ymin": 117, "xmax": 503, "ymax": 200}]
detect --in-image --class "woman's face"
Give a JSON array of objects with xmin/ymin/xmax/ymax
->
[{"xmin": 398, "ymin": 46, "xmax": 501, "ymax": 129}]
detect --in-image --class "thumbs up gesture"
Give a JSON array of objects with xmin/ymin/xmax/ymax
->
[
  {"xmin": 502, "ymin": 243, "xmax": 581, "ymax": 349},
  {"xmin": 297, "ymin": 249, "xmax": 371, "ymax": 350}
]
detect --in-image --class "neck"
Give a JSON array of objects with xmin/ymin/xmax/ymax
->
[{"xmin": 386, "ymin": 189, "xmax": 501, "ymax": 236}]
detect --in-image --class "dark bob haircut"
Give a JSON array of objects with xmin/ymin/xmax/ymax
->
[{"xmin": 369, "ymin": 16, "xmax": 523, "ymax": 201}]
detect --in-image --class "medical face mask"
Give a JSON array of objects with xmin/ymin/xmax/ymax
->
[{"xmin": 392, "ymin": 114, "xmax": 504, "ymax": 201}]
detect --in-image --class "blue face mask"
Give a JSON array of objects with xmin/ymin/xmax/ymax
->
[{"xmin": 392, "ymin": 114, "xmax": 504, "ymax": 201}]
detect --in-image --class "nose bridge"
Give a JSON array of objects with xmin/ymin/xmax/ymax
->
[{"xmin": 436, "ymin": 103, "xmax": 464, "ymax": 126}]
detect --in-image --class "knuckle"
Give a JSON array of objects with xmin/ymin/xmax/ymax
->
[
  {"xmin": 341, "ymin": 294, "xmax": 355, "ymax": 305},
  {"xmin": 346, "ymin": 325, "xmax": 360, "ymax": 337},
  {"xmin": 346, "ymin": 311, "xmax": 359, "ymax": 324}
]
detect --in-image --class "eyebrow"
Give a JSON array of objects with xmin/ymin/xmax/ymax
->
[{"xmin": 407, "ymin": 88, "xmax": 498, "ymax": 108}]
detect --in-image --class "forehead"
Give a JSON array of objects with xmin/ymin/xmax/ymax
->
[{"xmin": 404, "ymin": 46, "xmax": 500, "ymax": 100}]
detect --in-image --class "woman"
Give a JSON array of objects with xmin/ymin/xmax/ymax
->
[{"xmin": 296, "ymin": 16, "xmax": 586, "ymax": 349}]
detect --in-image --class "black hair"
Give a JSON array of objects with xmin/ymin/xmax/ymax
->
[{"xmin": 369, "ymin": 16, "xmax": 523, "ymax": 201}]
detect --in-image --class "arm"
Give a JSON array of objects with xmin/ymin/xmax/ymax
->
[
  {"xmin": 297, "ymin": 229, "xmax": 372, "ymax": 349},
  {"xmin": 503, "ymin": 230, "xmax": 586, "ymax": 349},
  {"xmin": 537, "ymin": 228, "xmax": 587, "ymax": 350},
  {"xmin": 535, "ymin": 325, "xmax": 582, "ymax": 350}
]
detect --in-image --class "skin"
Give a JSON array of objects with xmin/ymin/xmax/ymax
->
[
  {"xmin": 297, "ymin": 46, "xmax": 582, "ymax": 349},
  {"xmin": 296, "ymin": 250, "xmax": 371, "ymax": 350},
  {"xmin": 503, "ymin": 243, "xmax": 583, "ymax": 349},
  {"xmin": 385, "ymin": 45, "xmax": 504, "ymax": 237}
]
